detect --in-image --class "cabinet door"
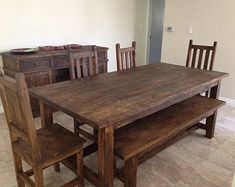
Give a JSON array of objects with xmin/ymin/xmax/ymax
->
[{"xmin": 25, "ymin": 71, "xmax": 53, "ymax": 116}]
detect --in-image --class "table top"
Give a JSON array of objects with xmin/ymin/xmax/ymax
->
[{"xmin": 29, "ymin": 63, "xmax": 228, "ymax": 129}]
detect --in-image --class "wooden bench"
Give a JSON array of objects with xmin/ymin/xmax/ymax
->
[{"xmin": 114, "ymin": 95, "xmax": 225, "ymax": 187}]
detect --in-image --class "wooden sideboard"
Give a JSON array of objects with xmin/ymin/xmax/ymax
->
[{"xmin": 1, "ymin": 45, "xmax": 109, "ymax": 116}]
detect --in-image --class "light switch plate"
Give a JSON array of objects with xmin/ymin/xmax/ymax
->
[{"xmin": 188, "ymin": 26, "xmax": 193, "ymax": 34}]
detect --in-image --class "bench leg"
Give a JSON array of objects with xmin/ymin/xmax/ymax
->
[
  {"xmin": 206, "ymin": 81, "xmax": 220, "ymax": 139},
  {"xmin": 53, "ymin": 162, "xmax": 60, "ymax": 173},
  {"xmin": 124, "ymin": 157, "xmax": 138, "ymax": 187},
  {"xmin": 74, "ymin": 119, "xmax": 81, "ymax": 134},
  {"xmin": 206, "ymin": 111, "xmax": 217, "ymax": 139}
]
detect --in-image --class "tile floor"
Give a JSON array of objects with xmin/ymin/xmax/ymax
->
[{"xmin": 0, "ymin": 105, "xmax": 235, "ymax": 187}]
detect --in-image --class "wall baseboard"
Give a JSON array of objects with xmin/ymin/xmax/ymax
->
[{"xmin": 219, "ymin": 97, "xmax": 235, "ymax": 108}]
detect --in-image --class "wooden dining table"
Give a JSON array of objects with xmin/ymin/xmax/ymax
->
[{"xmin": 29, "ymin": 63, "xmax": 228, "ymax": 187}]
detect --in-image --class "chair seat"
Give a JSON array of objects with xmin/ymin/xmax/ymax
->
[{"xmin": 13, "ymin": 123, "xmax": 85, "ymax": 168}]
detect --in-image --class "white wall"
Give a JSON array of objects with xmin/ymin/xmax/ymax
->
[
  {"xmin": 162, "ymin": 0, "xmax": 235, "ymax": 100},
  {"xmin": 0, "ymin": 0, "xmax": 136, "ymax": 72}
]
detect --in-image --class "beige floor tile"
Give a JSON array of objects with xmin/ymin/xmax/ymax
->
[
  {"xmin": 157, "ymin": 143, "xmax": 203, "ymax": 169},
  {"xmin": 219, "ymin": 137, "xmax": 235, "ymax": 157},
  {"xmin": 193, "ymin": 160, "xmax": 232, "ymax": 186},
  {"xmin": 207, "ymin": 148, "xmax": 235, "ymax": 171},
  {"xmin": 137, "ymin": 170, "xmax": 173, "ymax": 187},
  {"xmin": 0, "ymin": 105, "xmax": 235, "ymax": 186},
  {"xmin": 221, "ymin": 173, "xmax": 234, "ymax": 187},
  {"xmin": 145, "ymin": 158, "xmax": 186, "ymax": 185}
]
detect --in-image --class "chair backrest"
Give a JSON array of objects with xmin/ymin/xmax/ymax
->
[
  {"xmin": 186, "ymin": 40, "xmax": 217, "ymax": 71},
  {"xmin": 116, "ymin": 41, "xmax": 136, "ymax": 71},
  {"xmin": 0, "ymin": 73, "xmax": 41, "ymax": 162},
  {"xmin": 68, "ymin": 46, "xmax": 99, "ymax": 80}
]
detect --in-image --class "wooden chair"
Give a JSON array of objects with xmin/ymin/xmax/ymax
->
[
  {"xmin": 68, "ymin": 46, "xmax": 99, "ymax": 142},
  {"xmin": 0, "ymin": 73, "xmax": 85, "ymax": 187},
  {"xmin": 186, "ymin": 40, "xmax": 217, "ymax": 97},
  {"xmin": 68, "ymin": 46, "xmax": 99, "ymax": 80},
  {"xmin": 116, "ymin": 41, "xmax": 136, "ymax": 71},
  {"xmin": 186, "ymin": 40, "xmax": 217, "ymax": 70}
]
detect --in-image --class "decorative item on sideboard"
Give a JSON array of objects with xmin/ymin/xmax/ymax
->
[
  {"xmin": 11, "ymin": 48, "xmax": 39, "ymax": 54},
  {"xmin": 38, "ymin": 44, "xmax": 82, "ymax": 51}
]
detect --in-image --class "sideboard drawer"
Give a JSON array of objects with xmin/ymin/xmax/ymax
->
[
  {"xmin": 53, "ymin": 55, "xmax": 69, "ymax": 67},
  {"xmin": 20, "ymin": 58, "xmax": 51, "ymax": 71}
]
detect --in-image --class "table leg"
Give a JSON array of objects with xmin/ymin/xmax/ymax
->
[
  {"xmin": 206, "ymin": 81, "xmax": 221, "ymax": 139},
  {"xmin": 39, "ymin": 99, "xmax": 53, "ymax": 127},
  {"xmin": 98, "ymin": 126, "xmax": 114, "ymax": 187}
]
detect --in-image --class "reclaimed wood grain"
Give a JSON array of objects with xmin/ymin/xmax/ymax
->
[{"xmin": 30, "ymin": 63, "xmax": 228, "ymax": 129}]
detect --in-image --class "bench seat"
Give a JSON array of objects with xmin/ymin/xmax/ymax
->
[{"xmin": 115, "ymin": 95, "xmax": 225, "ymax": 161}]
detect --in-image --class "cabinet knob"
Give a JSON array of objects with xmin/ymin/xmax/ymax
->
[{"xmin": 34, "ymin": 62, "xmax": 39, "ymax": 67}]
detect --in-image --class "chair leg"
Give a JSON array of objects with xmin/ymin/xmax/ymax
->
[
  {"xmin": 12, "ymin": 152, "xmax": 25, "ymax": 187},
  {"xmin": 74, "ymin": 119, "xmax": 84, "ymax": 135},
  {"xmin": 93, "ymin": 128, "xmax": 98, "ymax": 138},
  {"xmin": 124, "ymin": 157, "xmax": 138, "ymax": 187},
  {"xmin": 74, "ymin": 119, "xmax": 79, "ymax": 134},
  {"xmin": 77, "ymin": 150, "xmax": 84, "ymax": 187},
  {"xmin": 34, "ymin": 167, "xmax": 44, "ymax": 187},
  {"xmin": 54, "ymin": 162, "xmax": 60, "ymax": 173}
]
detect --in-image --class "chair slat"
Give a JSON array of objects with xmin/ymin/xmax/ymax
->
[
  {"xmin": 203, "ymin": 50, "xmax": 210, "ymax": 70},
  {"xmin": 121, "ymin": 52, "xmax": 124, "ymax": 70},
  {"xmin": 197, "ymin": 49, "xmax": 204, "ymax": 69},
  {"xmin": 125, "ymin": 52, "xmax": 129, "ymax": 69},
  {"xmin": 191, "ymin": 48, "xmax": 198, "ymax": 68},
  {"xmin": 70, "ymin": 59, "xmax": 76, "ymax": 80},
  {"xmin": 76, "ymin": 60, "xmax": 82, "ymax": 78},
  {"xmin": 82, "ymin": 58, "xmax": 88, "ymax": 77},
  {"xmin": 130, "ymin": 51, "xmax": 133, "ymax": 68},
  {"xmin": 88, "ymin": 57, "xmax": 94, "ymax": 76}
]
